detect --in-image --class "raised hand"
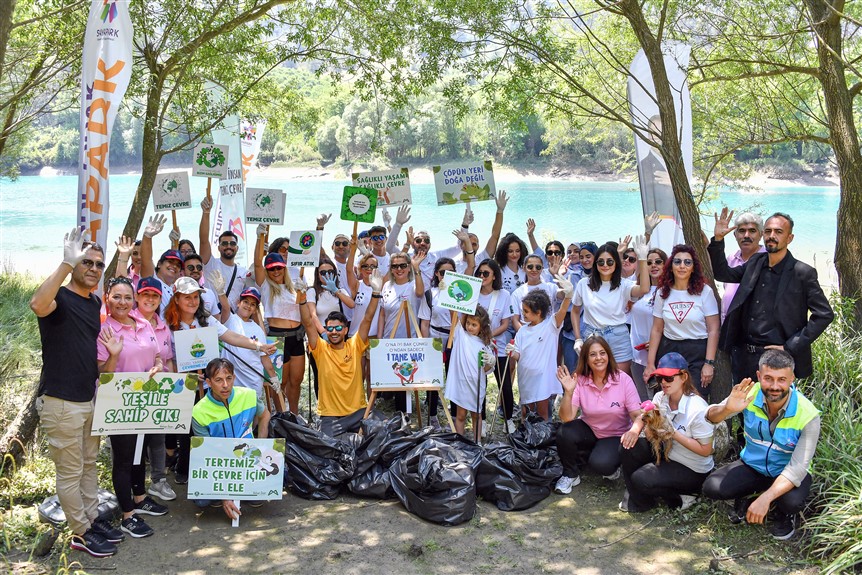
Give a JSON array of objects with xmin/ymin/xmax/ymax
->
[
  {"xmin": 206, "ymin": 269, "xmax": 226, "ymax": 296},
  {"xmin": 725, "ymin": 378, "xmax": 756, "ymax": 414},
  {"xmin": 405, "ymin": 226, "xmax": 415, "ymax": 247},
  {"xmin": 495, "ymin": 190, "xmax": 509, "ymax": 213},
  {"xmin": 632, "ymin": 235, "xmax": 649, "ymax": 260},
  {"xmin": 99, "ymin": 326, "xmax": 124, "ymax": 357},
  {"xmin": 453, "ymin": 228, "xmax": 470, "ymax": 249},
  {"xmin": 618, "ymin": 234, "xmax": 632, "ymax": 252},
  {"xmin": 293, "ymin": 278, "xmax": 308, "ymax": 294},
  {"xmin": 462, "ymin": 202, "xmax": 474, "ymax": 227},
  {"xmin": 369, "ymin": 269, "xmax": 384, "ymax": 294},
  {"xmin": 554, "ymin": 273, "xmax": 574, "ymax": 299},
  {"xmin": 168, "ymin": 228, "xmax": 181, "ymax": 246},
  {"xmin": 114, "ymin": 235, "xmax": 134, "ymax": 260},
  {"xmin": 201, "ymin": 196, "xmax": 213, "ymax": 213},
  {"xmin": 256, "ymin": 224, "xmax": 268, "ymax": 238},
  {"xmin": 356, "ymin": 239, "xmax": 370, "ymax": 256},
  {"xmin": 63, "ymin": 228, "xmax": 90, "ymax": 268},
  {"xmin": 713, "ymin": 207, "xmax": 737, "ymax": 241},
  {"xmin": 322, "ymin": 272, "xmax": 339, "ymax": 293},
  {"xmin": 395, "ymin": 202, "xmax": 411, "ymax": 225},
  {"xmin": 316, "ymin": 213, "xmax": 332, "ymax": 228},
  {"xmin": 143, "ymin": 214, "xmax": 167, "ymax": 238},
  {"xmin": 644, "ymin": 211, "xmax": 661, "ymax": 236},
  {"xmin": 411, "ymin": 250, "xmax": 427, "ymax": 269},
  {"xmin": 556, "ymin": 365, "xmax": 576, "ymax": 394},
  {"xmin": 382, "ymin": 207, "xmax": 392, "ymax": 228},
  {"xmin": 526, "ymin": 218, "xmax": 536, "ymax": 236}
]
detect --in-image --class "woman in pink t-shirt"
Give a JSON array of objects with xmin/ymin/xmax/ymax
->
[{"xmin": 552, "ymin": 335, "xmax": 642, "ymax": 495}]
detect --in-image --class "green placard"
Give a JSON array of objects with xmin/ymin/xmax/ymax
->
[{"xmin": 340, "ymin": 186, "xmax": 378, "ymax": 223}]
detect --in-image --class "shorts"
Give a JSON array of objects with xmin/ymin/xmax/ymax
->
[
  {"xmin": 268, "ymin": 325, "xmax": 306, "ymax": 357},
  {"xmin": 582, "ymin": 323, "xmax": 632, "ymax": 362}
]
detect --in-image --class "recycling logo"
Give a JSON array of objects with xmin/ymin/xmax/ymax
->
[{"xmin": 447, "ymin": 280, "xmax": 473, "ymax": 302}]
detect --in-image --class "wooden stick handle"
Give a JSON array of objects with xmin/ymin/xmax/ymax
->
[{"xmin": 206, "ymin": 177, "xmax": 212, "ymax": 200}]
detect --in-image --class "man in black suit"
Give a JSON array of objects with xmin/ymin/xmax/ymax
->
[{"xmin": 708, "ymin": 208, "xmax": 833, "ymax": 382}]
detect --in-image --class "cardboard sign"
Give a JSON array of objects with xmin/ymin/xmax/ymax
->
[
  {"xmin": 91, "ymin": 372, "xmax": 197, "ymax": 435},
  {"xmin": 340, "ymin": 186, "xmax": 378, "ymax": 223},
  {"xmin": 174, "ymin": 326, "xmax": 220, "ymax": 372},
  {"xmin": 245, "ymin": 188, "xmax": 286, "ymax": 225},
  {"xmin": 192, "ymin": 143, "xmax": 230, "ymax": 179},
  {"xmin": 433, "ymin": 161, "xmax": 496, "ymax": 206},
  {"xmin": 438, "ymin": 271, "xmax": 482, "ymax": 315},
  {"xmin": 267, "ymin": 336, "xmax": 284, "ymax": 382},
  {"xmin": 286, "ymin": 230, "xmax": 321, "ymax": 268},
  {"xmin": 188, "ymin": 437, "xmax": 285, "ymax": 500},
  {"xmin": 151, "ymin": 172, "xmax": 192, "ymax": 212},
  {"xmin": 368, "ymin": 338, "xmax": 445, "ymax": 389},
  {"xmin": 351, "ymin": 168, "xmax": 412, "ymax": 208}
]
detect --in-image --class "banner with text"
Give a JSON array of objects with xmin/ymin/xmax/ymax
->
[
  {"xmin": 433, "ymin": 161, "xmax": 496, "ymax": 206},
  {"xmin": 188, "ymin": 437, "xmax": 285, "ymax": 500},
  {"xmin": 245, "ymin": 188, "xmax": 286, "ymax": 225},
  {"xmin": 174, "ymin": 326, "xmax": 220, "ymax": 372},
  {"xmin": 192, "ymin": 143, "xmax": 230, "ymax": 179},
  {"xmin": 340, "ymin": 186, "xmax": 378, "ymax": 223},
  {"xmin": 91, "ymin": 372, "xmax": 197, "ymax": 435},
  {"xmin": 211, "ymin": 114, "xmax": 248, "ymax": 265},
  {"xmin": 351, "ymin": 168, "xmax": 412, "ymax": 208},
  {"xmin": 152, "ymin": 171, "xmax": 191, "ymax": 212},
  {"xmin": 368, "ymin": 338, "xmax": 445, "ymax": 389},
  {"xmin": 438, "ymin": 271, "xmax": 482, "ymax": 315},
  {"xmin": 286, "ymin": 230, "xmax": 321, "ymax": 268}
]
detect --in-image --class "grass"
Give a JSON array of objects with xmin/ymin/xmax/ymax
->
[{"xmin": 0, "ymin": 274, "xmax": 42, "ymax": 430}]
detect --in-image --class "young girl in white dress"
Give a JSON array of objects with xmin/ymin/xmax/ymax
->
[{"xmin": 445, "ymin": 305, "xmax": 495, "ymax": 438}]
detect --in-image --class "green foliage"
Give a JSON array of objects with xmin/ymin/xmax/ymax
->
[{"xmin": 0, "ymin": 274, "xmax": 41, "ymax": 431}]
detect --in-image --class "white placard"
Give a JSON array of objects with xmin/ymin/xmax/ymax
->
[
  {"xmin": 245, "ymin": 188, "xmax": 286, "ymax": 225},
  {"xmin": 91, "ymin": 372, "xmax": 197, "ymax": 435},
  {"xmin": 351, "ymin": 168, "xmax": 412, "ymax": 208},
  {"xmin": 151, "ymin": 171, "xmax": 192, "ymax": 212},
  {"xmin": 188, "ymin": 437, "xmax": 285, "ymax": 501},
  {"xmin": 368, "ymin": 338, "xmax": 445, "ymax": 389},
  {"xmin": 438, "ymin": 271, "xmax": 482, "ymax": 315},
  {"xmin": 192, "ymin": 142, "xmax": 230, "ymax": 179},
  {"xmin": 286, "ymin": 230, "xmax": 321, "ymax": 268},
  {"xmin": 433, "ymin": 161, "xmax": 496, "ymax": 206},
  {"xmin": 174, "ymin": 326, "xmax": 220, "ymax": 372}
]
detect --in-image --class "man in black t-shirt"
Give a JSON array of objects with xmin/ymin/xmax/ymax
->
[{"xmin": 31, "ymin": 228, "xmax": 122, "ymax": 557}]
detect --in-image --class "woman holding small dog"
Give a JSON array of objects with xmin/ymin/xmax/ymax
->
[{"xmin": 618, "ymin": 353, "xmax": 715, "ymax": 512}]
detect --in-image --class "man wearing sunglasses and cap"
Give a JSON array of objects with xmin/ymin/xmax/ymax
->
[
  {"xmin": 199, "ymin": 196, "xmax": 249, "ymax": 311},
  {"xmin": 138, "ymin": 214, "xmax": 185, "ymax": 318},
  {"xmin": 295, "ymin": 269, "xmax": 384, "ymax": 437}
]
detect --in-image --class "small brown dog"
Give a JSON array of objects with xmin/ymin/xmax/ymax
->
[{"xmin": 640, "ymin": 400, "xmax": 675, "ymax": 464}]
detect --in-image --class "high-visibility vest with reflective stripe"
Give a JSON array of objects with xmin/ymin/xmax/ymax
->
[
  {"xmin": 192, "ymin": 387, "xmax": 258, "ymax": 439},
  {"xmin": 741, "ymin": 383, "xmax": 819, "ymax": 477}
]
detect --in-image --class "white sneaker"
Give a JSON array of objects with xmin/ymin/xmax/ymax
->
[
  {"xmin": 554, "ymin": 475, "xmax": 581, "ymax": 494},
  {"xmin": 618, "ymin": 489, "xmax": 631, "ymax": 512},
  {"xmin": 147, "ymin": 478, "xmax": 177, "ymax": 501},
  {"xmin": 481, "ymin": 424, "xmax": 488, "ymax": 438},
  {"xmin": 679, "ymin": 494, "xmax": 698, "ymax": 511},
  {"xmin": 602, "ymin": 467, "xmax": 621, "ymax": 481},
  {"xmin": 506, "ymin": 419, "xmax": 516, "ymax": 434}
]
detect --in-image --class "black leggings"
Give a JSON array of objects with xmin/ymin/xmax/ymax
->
[
  {"xmin": 556, "ymin": 419, "xmax": 621, "ymax": 478},
  {"xmin": 110, "ymin": 435, "xmax": 149, "ymax": 513},
  {"xmin": 620, "ymin": 438, "xmax": 709, "ymax": 512},
  {"xmin": 702, "ymin": 459, "xmax": 811, "ymax": 515}
]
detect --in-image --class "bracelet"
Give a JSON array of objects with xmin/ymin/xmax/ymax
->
[
  {"xmin": 465, "ymin": 250, "xmax": 475, "ymax": 255},
  {"xmin": 299, "ymin": 301, "xmax": 308, "ymax": 305},
  {"xmin": 704, "ymin": 359, "xmax": 716, "ymax": 366},
  {"xmin": 372, "ymin": 294, "xmax": 382, "ymax": 298}
]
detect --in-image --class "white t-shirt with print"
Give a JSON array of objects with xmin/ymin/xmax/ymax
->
[
  {"xmin": 651, "ymin": 390, "xmax": 715, "ymax": 474},
  {"xmin": 652, "ymin": 286, "xmax": 719, "ymax": 341},
  {"xmin": 477, "ymin": 290, "xmax": 514, "ymax": 353},
  {"xmin": 514, "ymin": 316, "xmax": 562, "ymax": 404},
  {"xmin": 380, "ymin": 281, "xmax": 420, "ymax": 339}
]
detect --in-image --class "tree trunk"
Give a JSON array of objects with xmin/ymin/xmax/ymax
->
[
  {"xmin": 804, "ymin": 0, "xmax": 862, "ymax": 329},
  {"xmin": 0, "ymin": 380, "xmax": 40, "ymax": 473},
  {"xmin": 0, "ymin": 0, "xmax": 15, "ymax": 80}
]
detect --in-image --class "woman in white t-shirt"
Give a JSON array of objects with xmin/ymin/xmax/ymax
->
[
  {"xmin": 220, "ymin": 287, "xmax": 279, "ymax": 399},
  {"xmin": 645, "ymin": 245, "xmax": 720, "ymax": 401},
  {"xmin": 619, "ymin": 352, "xmax": 715, "ymax": 512},
  {"xmin": 571, "ymin": 239, "xmax": 651, "ymax": 376},
  {"xmin": 494, "ymin": 232, "xmax": 528, "ymax": 293},
  {"xmin": 628, "ymin": 248, "xmax": 667, "ymax": 400}
]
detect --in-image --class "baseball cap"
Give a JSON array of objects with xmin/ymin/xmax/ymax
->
[
  {"xmin": 264, "ymin": 253, "xmax": 286, "ymax": 269},
  {"xmin": 240, "ymin": 287, "xmax": 261, "ymax": 303},
  {"xmin": 137, "ymin": 276, "xmax": 162, "ymax": 295},
  {"xmin": 357, "ymin": 230, "xmax": 369, "ymax": 239},
  {"xmin": 652, "ymin": 352, "xmax": 689, "ymax": 377},
  {"xmin": 160, "ymin": 249, "xmax": 184, "ymax": 263},
  {"xmin": 173, "ymin": 276, "xmax": 204, "ymax": 294}
]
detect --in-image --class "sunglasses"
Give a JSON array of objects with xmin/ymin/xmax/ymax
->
[
  {"xmin": 673, "ymin": 258, "xmax": 694, "ymax": 267},
  {"xmin": 655, "ymin": 375, "xmax": 678, "ymax": 383},
  {"xmin": 525, "ymin": 264, "xmax": 543, "ymax": 271},
  {"xmin": 107, "ymin": 276, "xmax": 131, "ymax": 287},
  {"xmin": 81, "ymin": 258, "xmax": 106, "ymax": 270},
  {"xmin": 477, "ymin": 270, "xmax": 492, "ymax": 278},
  {"xmin": 391, "ymin": 263, "xmax": 409, "ymax": 270},
  {"xmin": 437, "ymin": 269, "xmax": 453, "ymax": 276},
  {"xmin": 546, "ymin": 250, "xmax": 562, "ymax": 256},
  {"xmin": 623, "ymin": 255, "xmax": 637, "ymax": 264},
  {"xmin": 647, "ymin": 258, "xmax": 663, "ymax": 266},
  {"xmin": 333, "ymin": 241, "xmax": 349, "ymax": 247},
  {"xmin": 415, "ymin": 238, "xmax": 430, "ymax": 244},
  {"xmin": 220, "ymin": 240, "xmax": 238, "ymax": 247},
  {"xmin": 596, "ymin": 258, "xmax": 615, "ymax": 266},
  {"xmin": 185, "ymin": 264, "xmax": 203, "ymax": 272},
  {"xmin": 370, "ymin": 234, "xmax": 386, "ymax": 241},
  {"xmin": 360, "ymin": 264, "xmax": 378, "ymax": 270},
  {"xmin": 325, "ymin": 325, "xmax": 345, "ymax": 332},
  {"xmin": 319, "ymin": 269, "xmax": 334, "ymax": 275},
  {"xmin": 278, "ymin": 246, "xmax": 289, "ymax": 253}
]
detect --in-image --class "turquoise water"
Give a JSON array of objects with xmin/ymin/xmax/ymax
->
[{"xmin": 0, "ymin": 173, "xmax": 839, "ymax": 285}]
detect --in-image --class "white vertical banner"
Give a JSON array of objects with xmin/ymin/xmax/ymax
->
[
  {"xmin": 627, "ymin": 43, "xmax": 691, "ymax": 253},
  {"xmin": 211, "ymin": 116, "xmax": 248, "ymax": 266},
  {"xmin": 77, "ymin": 0, "xmax": 133, "ymax": 248},
  {"xmin": 240, "ymin": 119, "xmax": 267, "ymax": 184}
]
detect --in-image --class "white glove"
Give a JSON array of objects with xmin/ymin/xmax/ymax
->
[
  {"xmin": 632, "ymin": 234, "xmax": 649, "ymax": 260},
  {"xmin": 382, "ymin": 208, "xmax": 392, "ymax": 228},
  {"xmin": 462, "ymin": 202, "xmax": 474, "ymax": 227},
  {"xmin": 316, "ymin": 213, "xmax": 332, "ymax": 228},
  {"xmin": 293, "ymin": 278, "xmax": 308, "ymax": 294},
  {"xmin": 357, "ymin": 240, "xmax": 370, "ymax": 256},
  {"xmin": 256, "ymin": 224, "xmax": 268, "ymax": 238},
  {"xmin": 495, "ymin": 190, "xmax": 508, "ymax": 214},
  {"xmin": 201, "ymin": 196, "xmax": 213, "ymax": 213},
  {"xmin": 554, "ymin": 273, "xmax": 574, "ymax": 299},
  {"xmin": 395, "ymin": 202, "xmax": 411, "ymax": 225},
  {"xmin": 644, "ymin": 211, "xmax": 661, "ymax": 235},
  {"xmin": 206, "ymin": 270, "xmax": 226, "ymax": 296},
  {"xmin": 369, "ymin": 269, "xmax": 384, "ymax": 294},
  {"xmin": 62, "ymin": 228, "xmax": 88, "ymax": 268},
  {"xmin": 505, "ymin": 342, "xmax": 518, "ymax": 356},
  {"xmin": 168, "ymin": 228, "xmax": 181, "ymax": 244},
  {"xmin": 143, "ymin": 214, "xmax": 167, "ymax": 238},
  {"xmin": 573, "ymin": 338, "xmax": 584, "ymax": 353},
  {"xmin": 480, "ymin": 350, "xmax": 496, "ymax": 368}
]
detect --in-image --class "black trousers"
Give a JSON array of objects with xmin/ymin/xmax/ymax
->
[
  {"xmin": 702, "ymin": 459, "xmax": 811, "ymax": 515},
  {"xmin": 556, "ymin": 419, "xmax": 621, "ymax": 478},
  {"xmin": 110, "ymin": 434, "xmax": 149, "ymax": 513},
  {"xmin": 620, "ymin": 438, "xmax": 710, "ymax": 511},
  {"xmin": 657, "ymin": 336, "xmax": 709, "ymax": 401}
]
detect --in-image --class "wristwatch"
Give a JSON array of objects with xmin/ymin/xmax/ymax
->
[{"xmin": 704, "ymin": 359, "xmax": 715, "ymax": 366}]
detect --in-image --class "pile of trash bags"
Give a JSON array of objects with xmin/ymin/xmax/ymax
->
[{"xmin": 269, "ymin": 411, "xmax": 563, "ymax": 525}]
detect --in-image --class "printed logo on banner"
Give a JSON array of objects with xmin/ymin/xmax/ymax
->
[
  {"xmin": 174, "ymin": 326, "xmax": 220, "ymax": 372},
  {"xmin": 245, "ymin": 188, "xmax": 286, "ymax": 225},
  {"xmin": 447, "ymin": 280, "xmax": 473, "ymax": 302},
  {"xmin": 100, "ymin": 0, "xmax": 118, "ymax": 23},
  {"xmin": 286, "ymin": 230, "xmax": 321, "ymax": 268},
  {"xmin": 151, "ymin": 171, "xmax": 191, "ymax": 212},
  {"xmin": 340, "ymin": 186, "xmax": 378, "ymax": 223},
  {"xmin": 438, "ymin": 271, "xmax": 482, "ymax": 315},
  {"xmin": 368, "ymin": 338, "xmax": 445, "ymax": 389},
  {"xmin": 192, "ymin": 143, "xmax": 230, "ymax": 179}
]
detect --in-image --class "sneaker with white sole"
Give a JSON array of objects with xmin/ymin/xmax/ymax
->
[
  {"xmin": 506, "ymin": 419, "xmax": 516, "ymax": 434},
  {"xmin": 602, "ymin": 467, "xmax": 621, "ymax": 481},
  {"xmin": 121, "ymin": 515, "xmax": 154, "ymax": 538},
  {"xmin": 91, "ymin": 518, "xmax": 124, "ymax": 543},
  {"xmin": 148, "ymin": 478, "xmax": 177, "ymax": 501},
  {"xmin": 618, "ymin": 489, "xmax": 631, "ymax": 512},
  {"xmin": 679, "ymin": 494, "xmax": 698, "ymax": 511},
  {"xmin": 770, "ymin": 512, "xmax": 798, "ymax": 540},
  {"xmin": 133, "ymin": 496, "xmax": 168, "ymax": 516},
  {"xmin": 554, "ymin": 475, "xmax": 581, "ymax": 494},
  {"xmin": 70, "ymin": 529, "xmax": 117, "ymax": 557}
]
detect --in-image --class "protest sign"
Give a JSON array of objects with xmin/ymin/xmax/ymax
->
[
  {"xmin": 245, "ymin": 188, "xmax": 286, "ymax": 225},
  {"xmin": 267, "ymin": 336, "xmax": 284, "ymax": 382},
  {"xmin": 188, "ymin": 437, "xmax": 285, "ymax": 500},
  {"xmin": 368, "ymin": 338, "xmax": 445, "ymax": 390},
  {"xmin": 438, "ymin": 271, "xmax": 482, "ymax": 315},
  {"xmin": 192, "ymin": 143, "xmax": 230, "ymax": 179},
  {"xmin": 433, "ymin": 161, "xmax": 496, "ymax": 206},
  {"xmin": 340, "ymin": 186, "xmax": 378, "ymax": 223},
  {"xmin": 151, "ymin": 172, "xmax": 192, "ymax": 212},
  {"xmin": 91, "ymin": 372, "xmax": 197, "ymax": 435},
  {"xmin": 351, "ymin": 168, "xmax": 411, "ymax": 208},
  {"xmin": 286, "ymin": 230, "xmax": 321, "ymax": 268},
  {"xmin": 174, "ymin": 326, "xmax": 220, "ymax": 372}
]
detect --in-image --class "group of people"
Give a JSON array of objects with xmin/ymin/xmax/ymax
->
[{"xmin": 32, "ymin": 194, "xmax": 833, "ymax": 556}]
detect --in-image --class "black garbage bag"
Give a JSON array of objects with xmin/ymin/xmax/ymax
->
[
  {"xmin": 348, "ymin": 413, "xmax": 410, "ymax": 499},
  {"xmin": 38, "ymin": 489, "xmax": 120, "ymax": 527},
  {"xmin": 269, "ymin": 412, "xmax": 355, "ymax": 500},
  {"xmin": 389, "ymin": 437, "xmax": 479, "ymax": 525},
  {"xmin": 476, "ymin": 442, "xmax": 563, "ymax": 511},
  {"xmin": 508, "ymin": 412, "xmax": 558, "ymax": 450}
]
